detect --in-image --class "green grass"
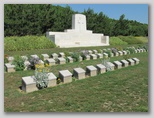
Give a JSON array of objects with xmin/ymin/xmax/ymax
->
[{"xmin": 4, "ymin": 52, "xmax": 148, "ymax": 112}]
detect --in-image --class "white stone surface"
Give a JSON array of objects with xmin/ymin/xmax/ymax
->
[
  {"xmin": 90, "ymin": 54, "xmax": 97, "ymax": 60},
  {"xmin": 21, "ymin": 56, "xmax": 28, "ymax": 61},
  {"xmin": 86, "ymin": 65, "xmax": 97, "ymax": 76},
  {"xmin": 46, "ymin": 14, "xmax": 109, "ymax": 48},
  {"xmin": 132, "ymin": 58, "xmax": 140, "ymax": 64},
  {"xmin": 51, "ymin": 53, "xmax": 58, "ymax": 59},
  {"xmin": 118, "ymin": 51, "xmax": 123, "ymax": 56},
  {"xmin": 106, "ymin": 62, "xmax": 115, "ymax": 70},
  {"xmin": 127, "ymin": 59, "xmax": 135, "ymax": 65},
  {"xmin": 31, "ymin": 54, "xmax": 39, "ymax": 59},
  {"xmin": 85, "ymin": 55, "xmax": 90, "ymax": 60},
  {"xmin": 67, "ymin": 56, "xmax": 73, "ymax": 63},
  {"xmin": 5, "ymin": 63, "xmax": 15, "ymax": 72},
  {"xmin": 24, "ymin": 61, "xmax": 31, "ymax": 70},
  {"xmin": 120, "ymin": 60, "xmax": 129, "ymax": 67},
  {"xmin": 73, "ymin": 67, "xmax": 86, "ymax": 79},
  {"xmin": 97, "ymin": 53, "xmax": 103, "ymax": 59},
  {"xmin": 88, "ymin": 50, "xmax": 93, "ymax": 54},
  {"xmin": 113, "ymin": 61, "xmax": 122, "ymax": 69},
  {"xmin": 22, "ymin": 76, "xmax": 38, "ymax": 93},
  {"xmin": 103, "ymin": 53, "xmax": 108, "ymax": 58},
  {"xmin": 41, "ymin": 54, "xmax": 49, "ymax": 60},
  {"xmin": 59, "ymin": 52, "xmax": 65, "ymax": 57},
  {"xmin": 46, "ymin": 58, "xmax": 55, "ymax": 66},
  {"xmin": 59, "ymin": 70, "xmax": 72, "ymax": 83},
  {"xmin": 93, "ymin": 50, "xmax": 98, "ymax": 54},
  {"xmin": 8, "ymin": 56, "xmax": 14, "ymax": 63},
  {"xmin": 96, "ymin": 64, "xmax": 106, "ymax": 74},
  {"xmin": 48, "ymin": 72, "xmax": 57, "ymax": 87},
  {"xmin": 122, "ymin": 51, "xmax": 127, "ymax": 55},
  {"xmin": 79, "ymin": 56, "xmax": 82, "ymax": 62},
  {"xmin": 58, "ymin": 57, "xmax": 66, "ymax": 64}
]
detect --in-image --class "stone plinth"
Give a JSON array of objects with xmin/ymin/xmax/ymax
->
[
  {"xmin": 48, "ymin": 73, "xmax": 57, "ymax": 87},
  {"xmin": 90, "ymin": 54, "xmax": 97, "ymax": 60},
  {"xmin": 59, "ymin": 52, "xmax": 65, "ymax": 58},
  {"xmin": 118, "ymin": 51, "xmax": 123, "ymax": 56},
  {"xmin": 85, "ymin": 55, "xmax": 90, "ymax": 60},
  {"xmin": 97, "ymin": 53, "xmax": 103, "ymax": 59},
  {"xmin": 132, "ymin": 58, "xmax": 140, "ymax": 64},
  {"xmin": 57, "ymin": 57, "xmax": 66, "ymax": 64},
  {"xmin": 39, "ymin": 60, "xmax": 44, "ymax": 67},
  {"xmin": 103, "ymin": 53, "xmax": 108, "ymax": 58},
  {"xmin": 21, "ymin": 56, "xmax": 28, "ymax": 61},
  {"xmin": 59, "ymin": 70, "xmax": 72, "ymax": 83},
  {"xmin": 22, "ymin": 76, "xmax": 38, "ymax": 93},
  {"xmin": 88, "ymin": 50, "xmax": 93, "ymax": 55},
  {"xmin": 93, "ymin": 50, "xmax": 98, "ymax": 54},
  {"xmin": 86, "ymin": 65, "xmax": 97, "ymax": 77},
  {"xmin": 113, "ymin": 52, "xmax": 119, "ymax": 57},
  {"xmin": 41, "ymin": 54, "xmax": 49, "ymax": 60},
  {"xmin": 106, "ymin": 62, "xmax": 115, "ymax": 71},
  {"xmin": 73, "ymin": 67, "xmax": 86, "ymax": 79},
  {"xmin": 120, "ymin": 60, "xmax": 129, "ymax": 67},
  {"xmin": 110, "ymin": 52, "xmax": 114, "ymax": 57},
  {"xmin": 24, "ymin": 61, "xmax": 31, "ymax": 70},
  {"xmin": 51, "ymin": 53, "xmax": 58, "ymax": 59},
  {"xmin": 135, "ymin": 50, "xmax": 138, "ymax": 53},
  {"xmin": 46, "ymin": 58, "xmax": 55, "ymax": 66},
  {"xmin": 8, "ymin": 56, "xmax": 14, "ymax": 63},
  {"xmin": 122, "ymin": 51, "xmax": 127, "ymax": 55},
  {"xmin": 96, "ymin": 64, "xmax": 106, "ymax": 74},
  {"xmin": 67, "ymin": 57, "xmax": 73, "ymax": 63},
  {"xmin": 31, "ymin": 54, "xmax": 39, "ymax": 59},
  {"xmin": 136, "ymin": 49, "xmax": 140, "ymax": 53},
  {"xmin": 127, "ymin": 59, "xmax": 135, "ymax": 66},
  {"xmin": 79, "ymin": 56, "xmax": 83, "ymax": 62},
  {"xmin": 5, "ymin": 63, "xmax": 15, "ymax": 72},
  {"xmin": 113, "ymin": 61, "xmax": 122, "ymax": 69}
]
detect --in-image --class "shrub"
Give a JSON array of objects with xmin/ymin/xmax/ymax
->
[
  {"xmin": 80, "ymin": 50, "xmax": 88, "ymax": 60},
  {"xmin": 29, "ymin": 57, "xmax": 40, "ymax": 70},
  {"xmin": 109, "ymin": 37, "xmax": 128, "ymax": 45},
  {"xmin": 12, "ymin": 55, "xmax": 25, "ymax": 71},
  {"xmin": 4, "ymin": 35, "xmax": 56, "ymax": 51},
  {"xmin": 118, "ymin": 36, "xmax": 144, "ymax": 44},
  {"xmin": 71, "ymin": 53, "xmax": 80, "ymax": 62}
]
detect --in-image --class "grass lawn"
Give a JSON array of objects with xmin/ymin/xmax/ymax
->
[{"xmin": 4, "ymin": 51, "xmax": 148, "ymax": 112}]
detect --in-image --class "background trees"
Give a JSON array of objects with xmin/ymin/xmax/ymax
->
[{"xmin": 4, "ymin": 4, "xmax": 148, "ymax": 37}]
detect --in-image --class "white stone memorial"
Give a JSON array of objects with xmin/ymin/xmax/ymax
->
[
  {"xmin": 127, "ymin": 59, "xmax": 135, "ymax": 66},
  {"xmin": 73, "ymin": 67, "xmax": 86, "ymax": 79},
  {"xmin": 46, "ymin": 58, "xmax": 56, "ymax": 66},
  {"xmin": 67, "ymin": 57, "xmax": 73, "ymax": 63},
  {"xmin": 5, "ymin": 63, "xmax": 15, "ymax": 72},
  {"xmin": 59, "ymin": 70, "xmax": 72, "ymax": 83},
  {"xmin": 113, "ymin": 61, "xmax": 122, "ymax": 69},
  {"xmin": 57, "ymin": 57, "xmax": 66, "ymax": 64},
  {"xmin": 51, "ymin": 53, "xmax": 58, "ymax": 59},
  {"xmin": 21, "ymin": 56, "xmax": 28, "ymax": 61},
  {"xmin": 41, "ymin": 54, "xmax": 49, "ymax": 60},
  {"xmin": 7, "ymin": 56, "xmax": 14, "ymax": 64},
  {"xmin": 59, "ymin": 52, "xmax": 65, "ymax": 58},
  {"xmin": 106, "ymin": 62, "xmax": 115, "ymax": 71},
  {"xmin": 90, "ymin": 54, "xmax": 97, "ymax": 60},
  {"xmin": 96, "ymin": 64, "xmax": 106, "ymax": 74},
  {"xmin": 48, "ymin": 72, "xmax": 57, "ymax": 87},
  {"xmin": 120, "ymin": 60, "xmax": 129, "ymax": 67},
  {"xmin": 86, "ymin": 65, "xmax": 97, "ymax": 77},
  {"xmin": 132, "ymin": 58, "xmax": 140, "ymax": 64},
  {"xmin": 97, "ymin": 53, "xmax": 103, "ymax": 59},
  {"xmin": 46, "ymin": 14, "xmax": 109, "ymax": 48}
]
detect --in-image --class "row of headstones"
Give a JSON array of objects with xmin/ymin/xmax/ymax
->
[
  {"xmin": 22, "ymin": 57, "xmax": 140, "ymax": 93},
  {"xmin": 5, "ymin": 47, "xmax": 146, "ymax": 73}
]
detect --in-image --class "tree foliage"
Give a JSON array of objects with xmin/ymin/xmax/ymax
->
[{"xmin": 4, "ymin": 4, "xmax": 148, "ymax": 37}]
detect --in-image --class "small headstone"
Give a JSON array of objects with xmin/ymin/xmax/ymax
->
[
  {"xmin": 93, "ymin": 50, "xmax": 98, "ymax": 54},
  {"xmin": 41, "ymin": 54, "xmax": 49, "ymax": 60},
  {"xmin": 90, "ymin": 54, "xmax": 97, "ymax": 60},
  {"xmin": 110, "ymin": 52, "xmax": 114, "ymax": 57},
  {"xmin": 136, "ymin": 49, "xmax": 140, "ymax": 53},
  {"xmin": 113, "ymin": 61, "xmax": 122, "ymax": 69},
  {"xmin": 103, "ymin": 53, "xmax": 108, "ymax": 58},
  {"xmin": 106, "ymin": 62, "xmax": 115, "ymax": 71},
  {"xmin": 48, "ymin": 73, "xmax": 57, "ymax": 87},
  {"xmin": 113, "ymin": 52, "xmax": 119, "ymax": 56},
  {"xmin": 120, "ymin": 60, "xmax": 129, "ymax": 67},
  {"xmin": 57, "ymin": 57, "xmax": 66, "ymax": 64},
  {"xmin": 85, "ymin": 55, "xmax": 90, "ymax": 60},
  {"xmin": 134, "ymin": 49, "xmax": 138, "ymax": 53},
  {"xmin": 122, "ymin": 51, "xmax": 127, "ymax": 55},
  {"xmin": 118, "ymin": 51, "xmax": 123, "ymax": 56},
  {"xmin": 59, "ymin": 70, "xmax": 72, "ymax": 83},
  {"xmin": 51, "ymin": 53, "xmax": 58, "ymax": 59},
  {"xmin": 67, "ymin": 57, "xmax": 73, "ymax": 63},
  {"xmin": 5, "ymin": 63, "xmax": 15, "ymax": 72},
  {"xmin": 132, "ymin": 58, "xmax": 140, "ymax": 64},
  {"xmin": 139, "ymin": 49, "xmax": 143, "ymax": 52},
  {"xmin": 96, "ymin": 64, "xmax": 106, "ymax": 74},
  {"xmin": 97, "ymin": 53, "xmax": 103, "ymax": 59},
  {"xmin": 7, "ymin": 56, "xmax": 14, "ymax": 63},
  {"xmin": 127, "ymin": 59, "xmax": 135, "ymax": 66},
  {"xmin": 22, "ymin": 76, "xmax": 38, "ymax": 93},
  {"xmin": 88, "ymin": 50, "xmax": 93, "ymax": 55},
  {"xmin": 46, "ymin": 58, "xmax": 56, "ymax": 66},
  {"xmin": 24, "ymin": 61, "xmax": 31, "ymax": 70},
  {"xmin": 73, "ymin": 67, "xmax": 86, "ymax": 79},
  {"xmin": 86, "ymin": 65, "xmax": 97, "ymax": 77},
  {"xmin": 79, "ymin": 56, "xmax": 83, "ymax": 62},
  {"xmin": 21, "ymin": 56, "xmax": 28, "ymax": 61},
  {"xmin": 59, "ymin": 52, "xmax": 65, "ymax": 58}
]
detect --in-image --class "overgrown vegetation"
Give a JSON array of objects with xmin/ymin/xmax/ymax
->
[{"xmin": 12, "ymin": 55, "xmax": 25, "ymax": 71}]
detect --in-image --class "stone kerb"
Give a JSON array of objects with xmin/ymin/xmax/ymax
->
[
  {"xmin": 120, "ymin": 60, "xmax": 129, "ymax": 67},
  {"xmin": 59, "ymin": 70, "xmax": 72, "ymax": 83},
  {"xmin": 86, "ymin": 65, "xmax": 97, "ymax": 77},
  {"xmin": 132, "ymin": 58, "xmax": 140, "ymax": 64},
  {"xmin": 127, "ymin": 59, "xmax": 135, "ymax": 66},
  {"xmin": 57, "ymin": 57, "xmax": 66, "ymax": 64},
  {"xmin": 48, "ymin": 72, "xmax": 57, "ymax": 87},
  {"xmin": 5, "ymin": 63, "xmax": 15, "ymax": 72},
  {"xmin": 113, "ymin": 61, "xmax": 122, "ymax": 69},
  {"xmin": 22, "ymin": 76, "xmax": 38, "ymax": 93},
  {"xmin": 73, "ymin": 67, "xmax": 86, "ymax": 79},
  {"xmin": 90, "ymin": 54, "xmax": 97, "ymax": 60},
  {"xmin": 96, "ymin": 64, "xmax": 106, "ymax": 74},
  {"xmin": 46, "ymin": 58, "xmax": 56, "ymax": 66},
  {"xmin": 41, "ymin": 54, "xmax": 49, "ymax": 60},
  {"xmin": 51, "ymin": 53, "xmax": 58, "ymax": 59}
]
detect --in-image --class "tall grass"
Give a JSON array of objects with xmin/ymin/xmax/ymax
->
[
  {"xmin": 109, "ymin": 37, "xmax": 128, "ymax": 45},
  {"xmin": 118, "ymin": 36, "xmax": 144, "ymax": 44},
  {"xmin": 4, "ymin": 36, "xmax": 56, "ymax": 51}
]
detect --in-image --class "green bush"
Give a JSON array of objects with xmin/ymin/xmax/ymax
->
[
  {"xmin": 118, "ymin": 36, "xmax": 144, "ymax": 44},
  {"xmin": 4, "ymin": 35, "xmax": 56, "ymax": 51},
  {"xmin": 109, "ymin": 37, "xmax": 128, "ymax": 45},
  {"xmin": 12, "ymin": 55, "xmax": 25, "ymax": 71}
]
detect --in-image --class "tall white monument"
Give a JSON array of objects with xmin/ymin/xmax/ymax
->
[{"xmin": 46, "ymin": 14, "xmax": 109, "ymax": 48}]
